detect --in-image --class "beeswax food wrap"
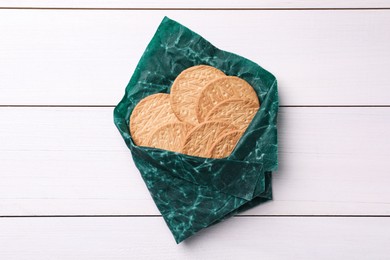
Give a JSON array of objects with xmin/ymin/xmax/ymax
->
[{"xmin": 114, "ymin": 17, "xmax": 279, "ymax": 243}]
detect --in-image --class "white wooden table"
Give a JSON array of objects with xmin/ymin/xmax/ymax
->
[{"xmin": 1, "ymin": 1, "xmax": 390, "ymax": 259}]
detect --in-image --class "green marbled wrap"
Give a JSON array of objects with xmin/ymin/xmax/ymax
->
[{"xmin": 114, "ymin": 17, "xmax": 278, "ymax": 243}]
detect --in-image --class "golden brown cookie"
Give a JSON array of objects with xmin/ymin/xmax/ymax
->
[
  {"xmin": 181, "ymin": 121, "xmax": 237, "ymax": 158},
  {"xmin": 196, "ymin": 76, "xmax": 259, "ymax": 123},
  {"xmin": 207, "ymin": 130, "xmax": 244, "ymax": 158},
  {"xmin": 170, "ymin": 65, "xmax": 225, "ymax": 125},
  {"xmin": 129, "ymin": 93, "xmax": 180, "ymax": 146},
  {"xmin": 146, "ymin": 122, "xmax": 193, "ymax": 153},
  {"xmin": 204, "ymin": 99, "xmax": 259, "ymax": 131}
]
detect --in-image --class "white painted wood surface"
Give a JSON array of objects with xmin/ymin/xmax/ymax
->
[
  {"xmin": 0, "ymin": 217, "xmax": 390, "ymax": 259},
  {"xmin": 1, "ymin": 10, "xmax": 390, "ymax": 105},
  {"xmin": 1, "ymin": 1, "xmax": 390, "ymax": 258},
  {"xmin": 1, "ymin": 0, "xmax": 390, "ymax": 9},
  {"xmin": 1, "ymin": 107, "xmax": 390, "ymax": 216}
]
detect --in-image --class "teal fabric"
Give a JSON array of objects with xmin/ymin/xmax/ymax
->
[{"xmin": 114, "ymin": 17, "xmax": 278, "ymax": 243}]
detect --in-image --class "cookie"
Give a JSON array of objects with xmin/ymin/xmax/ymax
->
[
  {"xmin": 129, "ymin": 93, "xmax": 179, "ymax": 146},
  {"xmin": 181, "ymin": 121, "xmax": 237, "ymax": 158},
  {"xmin": 204, "ymin": 99, "xmax": 259, "ymax": 131},
  {"xmin": 196, "ymin": 76, "xmax": 259, "ymax": 123},
  {"xmin": 208, "ymin": 130, "xmax": 244, "ymax": 158},
  {"xmin": 146, "ymin": 122, "xmax": 193, "ymax": 153},
  {"xmin": 170, "ymin": 65, "xmax": 225, "ymax": 125}
]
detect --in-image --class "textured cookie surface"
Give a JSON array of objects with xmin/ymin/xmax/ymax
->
[
  {"xmin": 205, "ymin": 99, "xmax": 259, "ymax": 131},
  {"xmin": 130, "ymin": 93, "xmax": 179, "ymax": 146},
  {"xmin": 170, "ymin": 65, "xmax": 225, "ymax": 125},
  {"xmin": 181, "ymin": 121, "xmax": 237, "ymax": 158},
  {"xmin": 196, "ymin": 76, "xmax": 259, "ymax": 123},
  {"xmin": 208, "ymin": 130, "xmax": 244, "ymax": 158},
  {"xmin": 146, "ymin": 122, "xmax": 193, "ymax": 153}
]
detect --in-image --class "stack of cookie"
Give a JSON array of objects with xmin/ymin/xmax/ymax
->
[{"xmin": 130, "ymin": 65, "xmax": 260, "ymax": 158}]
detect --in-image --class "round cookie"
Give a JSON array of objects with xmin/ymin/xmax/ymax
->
[
  {"xmin": 196, "ymin": 76, "xmax": 259, "ymax": 123},
  {"xmin": 208, "ymin": 130, "xmax": 244, "ymax": 159},
  {"xmin": 170, "ymin": 65, "xmax": 225, "ymax": 125},
  {"xmin": 146, "ymin": 122, "xmax": 193, "ymax": 153},
  {"xmin": 129, "ymin": 93, "xmax": 179, "ymax": 146},
  {"xmin": 181, "ymin": 121, "xmax": 237, "ymax": 158},
  {"xmin": 204, "ymin": 99, "xmax": 259, "ymax": 131}
]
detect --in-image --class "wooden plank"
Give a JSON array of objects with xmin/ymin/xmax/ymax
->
[
  {"xmin": 1, "ymin": 0, "xmax": 390, "ymax": 9},
  {"xmin": 1, "ymin": 107, "xmax": 390, "ymax": 216},
  {"xmin": 0, "ymin": 217, "xmax": 389, "ymax": 259},
  {"xmin": 1, "ymin": 10, "xmax": 390, "ymax": 105}
]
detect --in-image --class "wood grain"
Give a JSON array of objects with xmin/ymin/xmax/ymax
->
[
  {"xmin": 1, "ymin": 10, "xmax": 390, "ymax": 105},
  {"xmin": 0, "ymin": 217, "xmax": 389, "ymax": 259},
  {"xmin": 1, "ymin": 107, "xmax": 389, "ymax": 216}
]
